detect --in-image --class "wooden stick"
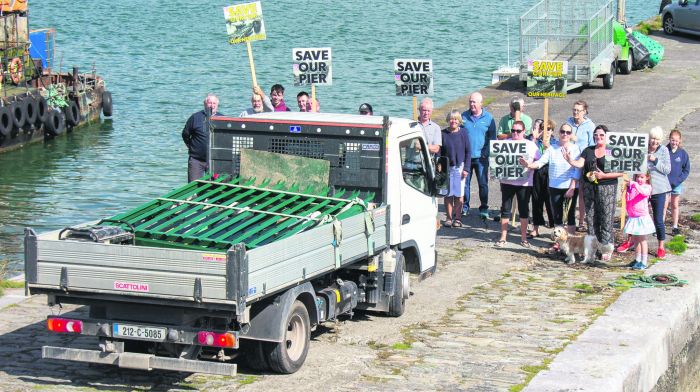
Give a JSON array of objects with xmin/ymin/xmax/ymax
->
[
  {"xmin": 412, "ymin": 96, "xmax": 418, "ymax": 120},
  {"xmin": 311, "ymin": 84, "xmax": 316, "ymax": 112},
  {"xmin": 246, "ymin": 41, "xmax": 257, "ymax": 88},
  {"xmin": 543, "ymin": 98, "xmax": 550, "ymax": 147},
  {"xmin": 620, "ymin": 174, "xmax": 628, "ymax": 229},
  {"xmin": 511, "ymin": 199, "xmax": 518, "ymax": 228}
]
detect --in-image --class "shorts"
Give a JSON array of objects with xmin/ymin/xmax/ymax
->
[{"xmin": 671, "ymin": 183, "xmax": 683, "ymax": 196}]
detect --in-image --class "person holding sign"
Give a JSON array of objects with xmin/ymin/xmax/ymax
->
[
  {"xmin": 296, "ymin": 92, "xmax": 319, "ymax": 112},
  {"xmin": 563, "ymin": 125, "xmax": 623, "ymax": 261},
  {"xmin": 529, "ymin": 119, "xmax": 556, "ymax": 238},
  {"xmin": 665, "ymin": 129, "xmax": 691, "ymax": 236},
  {"xmin": 494, "ymin": 121, "xmax": 540, "ymax": 248},
  {"xmin": 519, "ymin": 123, "xmax": 581, "ymax": 251},
  {"xmin": 416, "ymin": 98, "xmax": 441, "ymax": 155},
  {"xmin": 564, "ymin": 100, "xmax": 596, "ymax": 232},
  {"xmin": 497, "ymin": 96, "xmax": 533, "ymax": 140},
  {"xmin": 618, "ymin": 127, "xmax": 671, "ymax": 259},
  {"xmin": 440, "ymin": 110, "xmax": 472, "ymax": 228},
  {"xmin": 240, "ymin": 86, "xmax": 273, "ymax": 117},
  {"xmin": 623, "ymin": 173, "xmax": 655, "ymax": 270},
  {"xmin": 270, "ymin": 84, "xmax": 291, "ymax": 112}
]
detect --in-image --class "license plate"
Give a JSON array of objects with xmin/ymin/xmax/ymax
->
[{"xmin": 113, "ymin": 323, "xmax": 166, "ymax": 341}]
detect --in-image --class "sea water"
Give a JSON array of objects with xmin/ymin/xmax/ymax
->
[{"xmin": 0, "ymin": 0, "xmax": 658, "ymax": 273}]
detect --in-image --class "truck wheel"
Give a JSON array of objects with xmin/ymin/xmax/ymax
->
[
  {"xmin": 267, "ymin": 300, "xmax": 310, "ymax": 374},
  {"xmin": 620, "ymin": 51, "xmax": 633, "ymax": 75},
  {"xmin": 603, "ymin": 62, "xmax": 615, "ymax": 89},
  {"xmin": 388, "ymin": 253, "xmax": 407, "ymax": 317}
]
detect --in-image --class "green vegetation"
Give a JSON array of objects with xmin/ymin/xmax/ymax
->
[
  {"xmin": 691, "ymin": 213, "xmax": 700, "ymax": 223},
  {"xmin": 572, "ymin": 283, "xmax": 595, "ymax": 294},
  {"xmin": 636, "ymin": 16, "xmax": 662, "ymax": 35},
  {"xmin": 666, "ymin": 235, "xmax": 687, "ymax": 255},
  {"xmin": 0, "ymin": 260, "xmax": 23, "ymax": 297},
  {"xmin": 509, "ymin": 358, "xmax": 553, "ymax": 392},
  {"xmin": 238, "ymin": 375, "xmax": 259, "ymax": 385},
  {"xmin": 391, "ymin": 341, "xmax": 412, "ymax": 350}
]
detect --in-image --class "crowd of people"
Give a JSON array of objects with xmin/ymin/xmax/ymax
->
[
  {"xmin": 180, "ymin": 88, "xmax": 692, "ymax": 270},
  {"xmin": 435, "ymin": 93, "xmax": 691, "ymax": 270}
]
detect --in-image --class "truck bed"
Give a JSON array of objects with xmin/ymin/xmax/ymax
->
[{"xmin": 25, "ymin": 182, "xmax": 388, "ymax": 309}]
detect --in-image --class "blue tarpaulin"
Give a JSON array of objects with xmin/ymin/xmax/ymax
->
[{"xmin": 29, "ymin": 30, "xmax": 54, "ymax": 69}]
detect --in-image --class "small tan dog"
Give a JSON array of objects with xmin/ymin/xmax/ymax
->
[{"xmin": 551, "ymin": 226, "xmax": 600, "ymax": 264}]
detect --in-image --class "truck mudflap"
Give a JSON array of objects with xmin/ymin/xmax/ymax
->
[{"xmin": 42, "ymin": 346, "xmax": 237, "ymax": 376}]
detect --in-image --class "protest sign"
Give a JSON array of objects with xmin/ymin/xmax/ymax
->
[
  {"xmin": 526, "ymin": 60, "xmax": 568, "ymax": 98},
  {"xmin": 607, "ymin": 132, "xmax": 648, "ymax": 173},
  {"xmin": 394, "ymin": 59, "xmax": 433, "ymax": 96},
  {"xmin": 293, "ymin": 48, "xmax": 332, "ymax": 86},
  {"xmin": 489, "ymin": 140, "xmax": 530, "ymax": 180},
  {"xmin": 224, "ymin": 1, "xmax": 266, "ymax": 45}
]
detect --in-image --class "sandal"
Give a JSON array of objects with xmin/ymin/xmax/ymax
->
[
  {"xmin": 453, "ymin": 220, "xmax": 463, "ymax": 228},
  {"xmin": 495, "ymin": 240, "xmax": 507, "ymax": 247},
  {"xmin": 443, "ymin": 220, "xmax": 452, "ymax": 228},
  {"xmin": 521, "ymin": 240, "xmax": 531, "ymax": 248}
]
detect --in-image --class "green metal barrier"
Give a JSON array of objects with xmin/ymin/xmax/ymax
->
[{"xmin": 102, "ymin": 176, "xmax": 372, "ymax": 252}]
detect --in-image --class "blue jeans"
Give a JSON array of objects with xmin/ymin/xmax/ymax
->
[
  {"xmin": 650, "ymin": 192, "xmax": 668, "ymax": 241},
  {"xmin": 464, "ymin": 157, "xmax": 489, "ymax": 213}
]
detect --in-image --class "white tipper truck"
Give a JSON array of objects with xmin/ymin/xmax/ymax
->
[{"xmin": 25, "ymin": 112, "xmax": 447, "ymax": 375}]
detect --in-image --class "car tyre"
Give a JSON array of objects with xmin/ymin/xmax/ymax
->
[{"xmin": 663, "ymin": 14, "xmax": 675, "ymax": 35}]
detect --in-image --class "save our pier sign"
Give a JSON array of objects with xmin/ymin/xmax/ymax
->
[
  {"xmin": 607, "ymin": 132, "xmax": 649, "ymax": 174},
  {"xmin": 489, "ymin": 140, "xmax": 530, "ymax": 180},
  {"xmin": 293, "ymin": 48, "xmax": 332, "ymax": 86},
  {"xmin": 394, "ymin": 59, "xmax": 433, "ymax": 96},
  {"xmin": 224, "ymin": 1, "xmax": 266, "ymax": 45},
  {"xmin": 526, "ymin": 60, "xmax": 568, "ymax": 98}
]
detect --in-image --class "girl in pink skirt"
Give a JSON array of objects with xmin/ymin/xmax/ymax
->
[{"xmin": 624, "ymin": 172, "xmax": 655, "ymax": 270}]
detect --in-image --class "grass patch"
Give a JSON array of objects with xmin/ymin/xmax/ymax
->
[
  {"xmin": 667, "ymin": 235, "xmax": 687, "ymax": 255},
  {"xmin": 636, "ymin": 15, "xmax": 662, "ymax": 35},
  {"xmin": 367, "ymin": 340, "xmax": 388, "ymax": 350},
  {"xmin": 592, "ymin": 307, "xmax": 606, "ymax": 316},
  {"xmin": 549, "ymin": 318, "xmax": 574, "ymax": 324},
  {"xmin": 691, "ymin": 213, "xmax": 700, "ymax": 223},
  {"xmin": 509, "ymin": 358, "xmax": 553, "ymax": 392},
  {"xmin": 238, "ymin": 375, "xmax": 259, "ymax": 385},
  {"xmin": 1, "ymin": 280, "xmax": 24, "ymax": 289},
  {"xmin": 391, "ymin": 341, "xmax": 412, "ymax": 350},
  {"xmin": 572, "ymin": 283, "xmax": 595, "ymax": 294}
]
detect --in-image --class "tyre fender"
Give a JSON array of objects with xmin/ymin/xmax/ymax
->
[
  {"xmin": 24, "ymin": 96, "xmax": 38, "ymax": 126},
  {"xmin": 36, "ymin": 95, "xmax": 49, "ymax": 124},
  {"xmin": 44, "ymin": 109, "xmax": 65, "ymax": 136},
  {"xmin": 11, "ymin": 100, "xmax": 26, "ymax": 129},
  {"xmin": 0, "ymin": 106, "xmax": 13, "ymax": 137},
  {"xmin": 102, "ymin": 90, "xmax": 113, "ymax": 116},
  {"xmin": 238, "ymin": 281, "xmax": 318, "ymax": 342},
  {"xmin": 64, "ymin": 100, "xmax": 80, "ymax": 126}
]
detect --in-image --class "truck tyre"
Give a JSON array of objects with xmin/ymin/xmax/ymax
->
[
  {"xmin": 620, "ymin": 52, "xmax": 633, "ymax": 75},
  {"xmin": 388, "ymin": 253, "xmax": 407, "ymax": 317},
  {"xmin": 663, "ymin": 14, "xmax": 675, "ymax": 35},
  {"xmin": 102, "ymin": 91, "xmax": 113, "ymax": 117},
  {"xmin": 603, "ymin": 62, "xmax": 615, "ymax": 89},
  {"xmin": 64, "ymin": 100, "xmax": 80, "ymax": 127},
  {"xmin": 267, "ymin": 300, "xmax": 310, "ymax": 374}
]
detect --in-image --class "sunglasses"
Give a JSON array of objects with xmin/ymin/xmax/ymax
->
[
  {"xmin": 511, "ymin": 128, "xmax": 524, "ymax": 133},
  {"xmin": 559, "ymin": 130, "xmax": 572, "ymax": 135}
]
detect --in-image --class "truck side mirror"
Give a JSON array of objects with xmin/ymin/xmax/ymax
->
[{"xmin": 431, "ymin": 156, "xmax": 450, "ymax": 196}]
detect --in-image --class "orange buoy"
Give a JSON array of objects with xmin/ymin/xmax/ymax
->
[{"xmin": 9, "ymin": 57, "xmax": 22, "ymax": 85}]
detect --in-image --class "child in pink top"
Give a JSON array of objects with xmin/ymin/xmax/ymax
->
[{"xmin": 624, "ymin": 172, "xmax": 655, "ymax": 270}]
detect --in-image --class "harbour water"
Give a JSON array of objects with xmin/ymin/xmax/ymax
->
[{"xmin": 0, "ymin": 0, "xmax": 658, "ymax": 274}]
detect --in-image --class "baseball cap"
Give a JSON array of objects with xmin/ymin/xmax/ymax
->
[{"xmin": 358, "ymin": 103, "xmax": 373, "ymax": 114}]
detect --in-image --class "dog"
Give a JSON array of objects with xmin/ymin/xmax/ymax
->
[{"xmin": 551, "ymin": 226, "xmax": 600, "ymax": 264}]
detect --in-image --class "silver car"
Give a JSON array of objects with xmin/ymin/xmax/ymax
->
[{"xmin": 662, "ymin": 0, "xmax": 700, "ymax": 36}]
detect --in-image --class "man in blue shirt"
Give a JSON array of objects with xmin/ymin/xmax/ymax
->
[
  {"xmin": 182, "ymin": 93, "xmax": 222, "ymax": 182},
  {"xmin": 461, "ymin": 92, "xmax": 497, "ymax": 218}
]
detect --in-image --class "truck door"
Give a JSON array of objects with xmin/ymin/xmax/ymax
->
[{"xmin": 397, "ymin": 136, "xmax": 437, "ymax": 272}]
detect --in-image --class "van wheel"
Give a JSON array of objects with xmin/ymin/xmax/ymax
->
[
  {"xmin": 663, "ymin": 14, "xmax": 675, "ymax": 35},
  {"xmin": 388, "ymin": 253, "xmax": 407, "ymax": 317},
  {"xmin": 267, "ymin": 300, "xmax": 310, "ymax": 374},
  {"xmin": 603, "ymin": 62, "xmax": 615, "ymax": 89}
]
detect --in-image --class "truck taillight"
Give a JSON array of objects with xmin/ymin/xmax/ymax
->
[
  {"xmin": 47, "ymin": 318, "xmax": 83, "ymax": 334},
  {"xmin": 197, "ymin": 331, "xmax": 236, "ymax": 348}
]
